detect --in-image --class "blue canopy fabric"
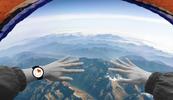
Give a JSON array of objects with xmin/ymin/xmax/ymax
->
[{"xmin": 0, "ymin": 0, "xmax": 52, "ymax": 41}]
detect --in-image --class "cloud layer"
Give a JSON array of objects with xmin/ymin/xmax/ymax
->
[{"xmin": 0, "ymin": 14, "xmax": 173, "ymax": 54}]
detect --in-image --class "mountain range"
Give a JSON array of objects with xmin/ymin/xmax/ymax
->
[
  {"xmin": 0, "ymin": 34, "xmax": 173, "ymax": 100},
  {"xmin": 0, "ymin": 34, "xmax": 172, "ymax": 68}
]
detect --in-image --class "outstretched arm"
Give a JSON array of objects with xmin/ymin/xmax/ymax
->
[
  {"xmin": 22, "ymin": 57, "xmax": 84, "ymax": 83},
  {"xmin": 108, "ymin": 58, "xmax": 173, "ymax": 100},
  {"xmin": 108, "ymin": 58, "xmax": 151, "ymax": 85},
  {"xmin": 0, "ymin": 57, "xmax": 84, "ymax": 99}
]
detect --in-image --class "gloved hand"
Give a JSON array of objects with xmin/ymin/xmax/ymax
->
[
  {"xmin": 108, "ymin": 58, "xmax": 151, "ymax": 85},
  {"xmin": 22, "ymin": 57, "xmax": 84, "ymax": 83},
  {"xmin": 43, "ymin": 57, "xmax": 84, "ymax": 81}
]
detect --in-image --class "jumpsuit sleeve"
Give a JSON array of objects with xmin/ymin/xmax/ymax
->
[
  {"xmin": 0, "ymin": 66, "xmax": 27, "ymax": 100},
  {"xmin": 145, "ymin": 72, "xmax": 173, "ymax": 100}
]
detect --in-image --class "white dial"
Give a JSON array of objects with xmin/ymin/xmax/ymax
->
[{"xmin": 32, "ymin": 67, "xmax": 44, "ymax": 78}]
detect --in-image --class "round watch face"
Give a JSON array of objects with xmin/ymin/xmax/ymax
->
[{"xmin": 32, "ymin": 67, "xmax": 44, "ymax": 78}]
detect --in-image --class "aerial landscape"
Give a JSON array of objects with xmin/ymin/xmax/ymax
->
[
  {"xmin": 0, "ymin": 34, "xmax": 173, "ymax": 100},
  {"xmin": 0, "ymin": 0, "xmax": 173, "ymax": 100}
]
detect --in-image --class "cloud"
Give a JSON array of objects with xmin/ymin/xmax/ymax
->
[
  {"xmin": 0, "ymin": 14, "xmax": 173, "ymax": 54},
  {"xmin": 26, "ymin": 14, "xmax": 170, "ymax": 24}
]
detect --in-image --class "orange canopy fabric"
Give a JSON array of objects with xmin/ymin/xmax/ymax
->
[
  {"xmin": 137, "ymin": 0, "xmax": 173, "ymax": 15},
  {"xmin": 0, "ymin": 0, "xmax": 25, "ymax": 23}
]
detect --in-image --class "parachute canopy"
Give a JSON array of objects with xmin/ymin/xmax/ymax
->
[
  {"xmin": 0, "ymin": 0, "xmax": 51, "ymax": 41},
  {"xmin": 124, "ymin": 0, "xmax": 173, "ymax": 25}
]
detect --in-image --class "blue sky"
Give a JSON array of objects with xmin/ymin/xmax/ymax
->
[
  {"xmin": 0, "ymin": 0, "xmax": 173, "ymax": 54},
  {"xmin": 32, "ymin": 0, "xmax": 159, "ymax": 17}
]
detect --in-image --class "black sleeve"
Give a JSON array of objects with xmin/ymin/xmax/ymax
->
[
  {"xmin": 0, "ymin": 66, "xmax": 27, "ymax": 100},
  {"xmin": 145, "ymin": 72, "xmax": 173, "ymax": 100}
]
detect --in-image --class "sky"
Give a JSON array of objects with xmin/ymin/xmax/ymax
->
[{"xmin": 0, "ymin": 0, "xmax": 173, "ymax": 54}]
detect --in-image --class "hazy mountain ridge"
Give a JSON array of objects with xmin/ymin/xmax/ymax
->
[{"xmin": 0, "ymin": 34, "xmax": 172, "ymax": 67}]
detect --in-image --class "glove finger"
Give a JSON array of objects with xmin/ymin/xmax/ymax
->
[
  {"xmin": 125, "ymin": 58, "xmax": 137, "ymax": 67},
  {"xmin": 108, "ymin": 68, "xmax": 130, "ymax": 74},
  {"xmin": 110, "ymin": 60, "xmax": 130, "ymax": 70},
  {"xmin": 58, "ymin": 56, "xmax": 72, "ymax": 62},
  {"xmin": 116, "ymin": 58, "xmax": 130, "ymax": 67},
  {"xmin": 59, "ymin": 76, "xmax": 73, "ymax": 81},
  {"xmin": 63, "ymin": 58, "xmax": 80, "ymax": 64},
  {"xmin": 117, "ymin": 78, "xmax": 133, "ymax": 84},
  {"xmin": 61, "ymin": 62, "xmax": 83, "ymax": 67},
  {"xmin": 62, "ymin": 69, "xmax": 85, "ymax": 74}
]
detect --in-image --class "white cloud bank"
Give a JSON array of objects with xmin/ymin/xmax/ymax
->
[{"xmin": 0, "ymin": 14, "xmax": 173, "ymax": 54}]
